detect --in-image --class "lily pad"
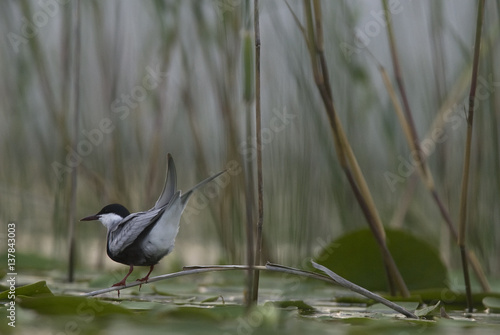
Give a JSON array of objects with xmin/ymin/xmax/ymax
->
[
  {"xmin": 0, "ymin": 280, "xmax": 52, "ymax": 300},
  {"xmin": 267, "ymin": 300, "xmax": 316, "ymax": 313},
  {"xmin": 415, "ymin": 301, "xmax": 441, "ymax": 317},
  {"xmin": 160, "ymin": 305, "xmax": 244, "ymax": 321},
  {"xmin": 314, "ymin": 229, "xmax": 448, "ymax": 292},
  {"xmin": 483, "ymin": 297, "xmax": 500, "ymax": 313},
  {"xmin": 367, "ymin": 301, "xmax": 419, "ymax": 314},
  {"xmin": 201, "ymin": 295, "xmax": 224, "ymax": 303},
  {"xmin": 118, "ymin": 300, "xmax": 161, "ymax": 311},
  {"xmin": 19, "ymin": 295, "xmax": 132, "ymax": 316}
]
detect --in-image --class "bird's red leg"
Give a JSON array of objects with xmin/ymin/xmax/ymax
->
[
  {"xmin": 137, "ymin": 265, "xmax": 154, "ymax": 289},
  {"xmin": 138, "ymin": 265, "xmax": 155, "ymax": 282},
  {"xmin": 112, "ymin": 265, "xmax": 134, "ymax": 287}
]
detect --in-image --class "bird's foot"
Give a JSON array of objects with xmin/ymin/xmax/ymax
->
[
  {"xmin": 136, "ymin": 266, "xmax": 154, "ymax": 290},
  {"xmin": 111, "ymin": 281, "xmax": 127, "ymax": 297},
  {"xmin": 137, "ymin": 275, "xmax": 150, "ymax": 282},
  {"xmin": 136, "ymin": 276, "xmax": 150, "ymax": 290},
  {"xmin": 112, "ymin": 280, "xmax": 127, "ymax": 287},
  {"xmin": 109, "ymin": 265, "xmax": 134, "ymax": 298}
]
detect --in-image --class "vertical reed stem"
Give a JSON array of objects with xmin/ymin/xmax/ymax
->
[
  {"xmin": 67, "ymin": 0, "xmax": 81, "ymax": 282},
  {"xmin": 374, "ymin": 25, "xmax": 490, "ymax": 293},
  {"xmin": 252, "ymin": 0, "xmax": 263, "ymax": 304},
  {"xmin": 302, "ymin": 0, "xmax": 409, "ymax": 297},
  {"xmin": 458, "ymin": 0, "xmax": 485, "ymax": 313},
  {"xmin": 243, "ymin": 61, "xmax": 255, "ymax": 306}
]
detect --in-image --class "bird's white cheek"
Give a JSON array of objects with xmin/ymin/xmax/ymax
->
[{"xmin": 98, "ymin": 213, "xmax": 123, "ymax": 229}]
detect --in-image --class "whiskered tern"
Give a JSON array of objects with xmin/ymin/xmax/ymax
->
[{"xmin": 81, "ymin": 154, "xmax": 225, "ymax": 287}]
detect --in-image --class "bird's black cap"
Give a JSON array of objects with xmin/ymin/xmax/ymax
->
[{"xmin": 80, "ymin": 203, "xmax": 131, "ymax": 221}]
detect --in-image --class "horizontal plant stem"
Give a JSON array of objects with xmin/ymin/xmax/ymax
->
[
  {"xmin": 83, "ymin": 262, "xmax": 418, "ymax": 318},
  {"xmin": 310, "ymin": 261, "xmax": 417, "ymax": 319},
  {"xmin": 83, "ymin": 266, "xmax": 266, "ymax": 297},
  {"xmin": 83, "ymin": 264, "xmax": 334, "ymax": 297}
]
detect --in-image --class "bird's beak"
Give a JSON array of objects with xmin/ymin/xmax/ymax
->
[{"xmin": 80, "ymin": 214, "xmax": 99, "ymax": 221}]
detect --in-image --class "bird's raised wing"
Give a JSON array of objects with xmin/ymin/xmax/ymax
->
[
  {"xmin": 154, "ymin": 154, "xmax": 177, "ymax": 210},
  {"xmin": 106, "ymin": 204, "xmax": 168, "ymax": 257}
]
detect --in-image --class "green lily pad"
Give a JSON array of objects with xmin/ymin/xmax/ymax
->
[
  {"xmin": 118, "ymin": 300, "xmax": 161, "ymax": 311},
  {"xmin": 0, "ymin": 281, "xmax": 52, "ymax": 300},
  {"xmin": 160, "ymin": 305, "xmax": 244, "ymax": 321},
  {"xmin": 483, "ymin": 297, "xmax": 500, "ymax": 313},
  {"xmin": 201, "ymin": 295, "xmax": 223, "ymax": 303},
  {"xmin": 19, "ymin": 295, "xmax": 132, "ymax": 316},
  {"xmin": 151, "ymin": 286, "xmax": 181, "ymax": 297},
  {"xmin": 314, "ymin": 229, "xmax": 448, "ymax": 292},
  {"xmin": 267, "ymin": 300, "xmax": 316, "ymax": 312},
  {"xmin": 367, "ymin": 301, "xmax": 419, "ymax": 314},
  {"xmin": 381, "ymin": 289, "xmax": 500, "ymax": 306},
  {"xmin": 415, "ymin": 301, "xmax": 441, "ymax": 317}
]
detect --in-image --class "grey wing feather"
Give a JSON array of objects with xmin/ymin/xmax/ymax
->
[
  {"xmin": 107, "ymin": 207, "xmax": 165, "ymax": 255},
  {"xmin": 180, "ymin": 169, "xmax": 227, "ymax": 206},
  {"xmin": 154, "ymin": 154, "xmax": 177, "ymax": 210}
]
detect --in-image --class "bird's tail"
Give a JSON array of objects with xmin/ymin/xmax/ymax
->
[{"xmin": 180, "ymin": 169, "xmax": 227, "ymax": 206}]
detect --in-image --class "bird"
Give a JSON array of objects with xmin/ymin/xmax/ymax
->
[{"xmin": 81, "ymin": 153, "xmax": 225, "ymax": 288}]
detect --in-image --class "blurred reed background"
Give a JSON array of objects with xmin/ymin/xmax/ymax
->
[{"xmin": 0, "ymin": 1, "xmax": 499, "ymax": 278}]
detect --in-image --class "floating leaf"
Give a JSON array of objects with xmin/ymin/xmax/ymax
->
[
  {"xmin": 201, "ymin": 295, "xmax": 223, "ymax": 303},
  {"xmin": 267, "ymin": 300, "xmax": 316, "ymax": 313},
  {"xmin": 160, "ymin": 305, "xmax": 242, "ymax": 321},
  {"xmin": 118, "ymin": 300, "xmax": 161, "ymax": 311},
  {"xmin": 19, "ymin": 295, "xmax": 132, "ymax": 316},
  {"xmin": 483, "ymin": 297, "xmax": 500, "ymax": 313},
  {"xmin": 380, "ymin": 289, "xmax": 500, "ymax": 308},
  {"xmin": 151, "ymin": 286, "xmax": 181, "ymax": 297},
  {"xmin": 314, "ymin": 229, "xmax": 448, "ymax": 291},
  {"xmin": 0, "ymin": 280, "xmax": 52, "ymax": 300},
  {"xmin": 415, "ymin": 301, "xmax": 441, "ymax": 317},
  {"xmin": 367, "ymin": 301, "xmax": 419, "ymax": 314}
]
